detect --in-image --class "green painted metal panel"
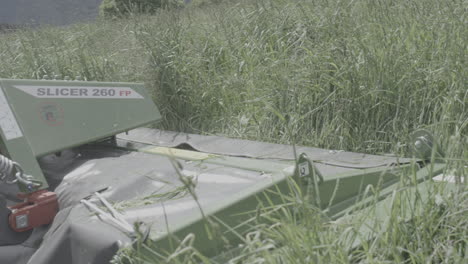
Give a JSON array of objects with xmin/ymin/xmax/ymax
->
[
  {"xmin": 113, "ymin": 138, "xmax": 414, "ymax": 258},
  {"xmin": 0, "ymin": 79, "xmax": 161, "ymax": 156},
  {"xmin": 332, "ymin": 163, "xmax": 449, "ymax": 249},
  {"xmin": 0, "ymin": 79, "xmax": 161, "ymax": 191}
]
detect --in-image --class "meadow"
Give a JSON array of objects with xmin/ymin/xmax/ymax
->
[{"xmin": 0, "ymin": 0, "xmax": 466, "ymax": 263}]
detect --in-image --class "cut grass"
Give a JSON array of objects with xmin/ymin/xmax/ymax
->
[{"xmin": 0, "ymin": 0, "xmax": 466, "ymax": 263}]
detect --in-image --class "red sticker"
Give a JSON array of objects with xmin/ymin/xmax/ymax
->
[{"xmin": 38, "ymin": 102, "xmax": 64, "ymax": 126}]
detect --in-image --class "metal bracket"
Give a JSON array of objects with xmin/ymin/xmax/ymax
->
[
  {"xmin": 296, "ymin": 153, "xmax": 324, "ymax": 185},
  {"xmin": 410, "ymin": 129, "xmax": 443, "ymax": 160}
]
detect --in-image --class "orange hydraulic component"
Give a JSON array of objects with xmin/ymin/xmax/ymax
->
[{"xmin": 8, "ymin": 190, "xmax": 58, "ymax": 232}]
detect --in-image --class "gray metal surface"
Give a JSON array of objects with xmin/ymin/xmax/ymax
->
[
  {"xmin": 28, "ymin": 146, "xmax": 292, "ymax": 263},
  {"xmin": 118, "ymin": 128, "xmax": 414, "ymax": 168}
]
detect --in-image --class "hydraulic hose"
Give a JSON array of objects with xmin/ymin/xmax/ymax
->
[{"xmin": 0, "ymin": 154, "xmax": 42, "ymax": 189}]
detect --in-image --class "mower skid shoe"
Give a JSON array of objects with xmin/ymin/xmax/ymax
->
[{"xmin": 0, "ymin": 195, "xmax": 32, "ymax": 246}]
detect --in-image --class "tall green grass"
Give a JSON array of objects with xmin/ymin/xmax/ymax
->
[
  {"xmin": 0, "ymin": 0, "xmax": 466, "ymax": 262},
  {"xmin": 1, "ymin": 0, "xmax": 465, "ymax": 154}
]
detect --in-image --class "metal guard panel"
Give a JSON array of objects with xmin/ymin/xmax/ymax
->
[{"xmin": 0, "ymin": 79, "xmax": 161, "ymax": 156}]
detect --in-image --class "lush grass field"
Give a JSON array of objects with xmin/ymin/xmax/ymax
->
[{"xmin": 0, "ymin": 0, "xmax": 466, "ymax": 263}]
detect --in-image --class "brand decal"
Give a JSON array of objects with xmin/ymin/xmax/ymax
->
[
  {"xmin": 14, "ymin": 85, "xmax": 144, "ymax": 99},
  {"xmin": 38, "ymin": 103, "xmax": 64, "ymax": 126}
]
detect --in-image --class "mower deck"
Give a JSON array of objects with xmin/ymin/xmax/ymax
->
[
  {"xmin": 1, "ymin": 128, "xmax": 417, "ymax": 264},
  {"xmin": 0, "ymin": 79, "xmax": 451, "ymax": 264}
]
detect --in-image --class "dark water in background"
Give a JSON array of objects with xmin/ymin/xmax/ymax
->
[{"xmin": 0, "ymin": 0, "xmax": 102, "ymax": 26}]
